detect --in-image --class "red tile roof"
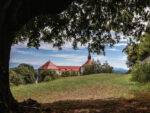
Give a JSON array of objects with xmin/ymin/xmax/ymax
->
[
  {"xmin": 38, "ymin": 61, "xmax": 58, "ymax": 70},
  {"xmin": 38, "ymin": 58, "xmax": 92, "ymax": 72},
  {"xmin": 57, "ymin": 66, "xmax": 81, "ymax": 72},
  {"xmin": 82, "ymin": 59, "xmax": 92, "ymax": 67}
]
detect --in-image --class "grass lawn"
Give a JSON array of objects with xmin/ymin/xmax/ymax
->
[{"xmin": 11, "ymin": 73, "xmax": 150, "ymax": 103}]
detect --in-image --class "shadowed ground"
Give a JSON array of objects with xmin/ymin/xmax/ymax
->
[{"xmin": 20, "ymin": 97, "xmax": 150, "ymax": 113}]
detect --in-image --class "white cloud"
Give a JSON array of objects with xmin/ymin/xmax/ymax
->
[
  {"xmin": 114, "ymin": 43, "xmax": 127, "ymax": 47},
  {"xmin": 10, "ymin": 58, "xmax": 46, "ymax": 66},
  {"xmin": 120, "ymin": 55, "xmax": 127, "ymax": 61},
  {"xmin": 107, "ymin": 48, "xmax": 121, "ymax": 51},
  {"xmin": 10, "ymin": 52, "xmax": 88, "ymax": 66},
  {"xmin": 11, "ymin": 49, "xmax": 49, "ymax": 57},
  {"xmin": 93, "ymin": 56, "xmax": 107, "ymax": 61},
  {"xmin": 112, "ymin": 63, "xmax": 128, "ymax": 69},
  {"xmin": 51, "ymin": 54, "xmax": 87, "ymax": 66}
]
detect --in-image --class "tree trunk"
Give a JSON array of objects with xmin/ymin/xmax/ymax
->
[
  {"xmin": 0, "ymin": 28, "xmax": 18, "ymax": 113},
  {"xmin": 0, "ymin": 5, "xmax": 18, "ymax": 111}
]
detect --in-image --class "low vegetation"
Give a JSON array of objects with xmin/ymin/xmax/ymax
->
[
  {"xmin": 61, "ymin": 71, "xmax": 78, "ymax": 77},
  {"xmin": 11, "ymin": 73, "xmax": 150, "ymax": 103},
  {"xmin": 9, "ymin": 64, "xmax": 36, "ymax": 86},
  {"xmin": 131, "ymin": 62, "xmax": 150, "ymax": 83},
  {"xmin": 83, "ymin": 60, "xmax": 113, "ymax": 75},
  {"xmin": 39, "ymin": 69, "xmax": 59, "ymax": 82}
]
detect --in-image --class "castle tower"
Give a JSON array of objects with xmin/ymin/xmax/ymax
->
[{"xmin": 80, "ymin": 52, "xmax": 93, "ymax": 73}]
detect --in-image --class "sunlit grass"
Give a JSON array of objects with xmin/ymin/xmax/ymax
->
[{"xmin": 11, "ymin": 73, "xmax": 150, "ymax": 103}]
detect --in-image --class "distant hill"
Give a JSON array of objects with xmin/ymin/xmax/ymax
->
[{"xmin": 113, "ymin": 68, "xmax": 128, "ymax": 74}]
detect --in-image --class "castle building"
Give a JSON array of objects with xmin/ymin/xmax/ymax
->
[{"xmin": 38, "ymin": 54, "xmax": 93, "ymax": 75}]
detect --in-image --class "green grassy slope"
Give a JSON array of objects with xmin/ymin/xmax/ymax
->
[{"xmin": 11, "ymin": 74, "xmax": 150, "ymax": 103}]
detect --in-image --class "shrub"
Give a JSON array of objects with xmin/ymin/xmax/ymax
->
[
  {"xmin": 131, "ymin": 62, "xmax": 150, "ymax": 83},
  {"xmin": 70, "ymin": 71, "xmax": 78, "ymax": 76},
  {"xmin": 43, "ymin": 76, "xmax": 52, "ymax": 82},
  {"xmin": 9, "ymin": 69, "xmax": 25, "ymax": 85},
  {"xmin": 40, "ymin": 69, "xmax": 59, "ymax": 81},
  {"xmin": 12, "ymin": 67, "xmax": 36, "ymax": 84},
  {"xmin": 83, "ymin": 65, "xmax": 96, "ymax": 75},
  {"xmin": 61, "ymin": 71, "xmax": 78, "ymax": 77},
  {"xmin": 61, "ymin": 71, "xmax": 70, "ymax": 77}
]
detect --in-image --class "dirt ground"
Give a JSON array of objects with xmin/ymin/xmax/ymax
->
[{"xmin": 19, "ymin": 97, "xmax": 150, "ymax": 113}]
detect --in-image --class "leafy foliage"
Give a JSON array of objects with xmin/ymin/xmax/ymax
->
[
  {"xmin": 124, "ymin": 33, "xmax": 150, "ymax": 67},
  {"xmin": 138, "ymin": 34, "xmax": 150, "ymax": 61},
  {"xmin": 43, "ymin": 76, "xmax": 52, "ymax": 82},
  {"xmin": 70, "ymin": 71, "xmax": 79, "ymax": 76},
  {"xmin": 18, "ymin": 63, "xmax": 35, "ymax": 71},
  {"xmin": 12, "ymin": 67, "xmax": 36, "ymax": 84},
  {"xmin": 83, "ymin": 60, "xmax": 113, "ymax": 75},
  {"xmin": 131, "ymin": 62, "xmax": 150, "ymax": 83},
  {"xmin": 15, "ymin": 0, "xmax": 150, "ymax": 54},
  {"xmin": 9, "ymin": 69, "xmax": 25, "ymax": 86},
  {"xmin": 61, "ymin": 71, "xmax": 70, "ymax": 77},
  {"xmin": 101, "ymin": 61, "xmax": 114, "ymax": 73},
  {"xmin": 61, "ymin": 71, "xmax": 78, "ymax": 77},
  {"xmin": 39, "ymin": 69, "xmax": 59, "ymax": 81},
  {"xmin": 83, "ymin": 65, "xmax": 96, "ymax": 75},
  {"xmin": 123, "ymin": 41, "xmax": 139, "ymax": 67},
  {"xmin": 9, "ymin": 64, "xmax": 36, "ymax": 85}
]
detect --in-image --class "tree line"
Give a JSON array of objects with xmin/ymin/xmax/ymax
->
[{"xmin": 83, "ymin": 60, "xmax": 113, "ymax": 75}]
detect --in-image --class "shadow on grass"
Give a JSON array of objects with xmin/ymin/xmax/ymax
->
[{"xmin": 19, "ymin": 96, "xmax": 150, "ymax": 113}]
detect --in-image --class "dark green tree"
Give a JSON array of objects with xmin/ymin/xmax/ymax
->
[
  {"xmin": 39, "ymin": 69, "xmax": 59, "ymax": 81},
  {"xmin": 61, "ymin": 71, "xmax": 71, "ymax": 77},
  {"xmin": 18, "ymin": 63, "xmax": 34, "ymax": 71},
  {"xmin": 1, "ymin": 0, "xmax": 150, "ymax": 112},
  {"xmin": 12, "ymin": 66, "xmax": 36, "ymax": 84},
  {"xmin": 101, "ymin": 61, "xmax": 113, "ymax": 73},
  {"xmin": 83, "ymin": 65, "xmax": 97, "ymax": 75},
  {"xmin": 138, "ymin": 33, "xmax": 150, "ymax": 60},
  {"xmin": 123, "ymin": 40, "xmax": 139, "ymax": 67},
  {"xmin": 93, "ymin": 60, "xmax": 102, "ymax": 73},
  {"xmin": 83, "ymin": 60, "xmax": 113, "ymax": 75},
  {"xmin": 123, "ymin": 33, "xmax": 150, "ymax": 67},
  {"xmin": 9, "ymin": 69, "xmax": 25, "ymax": 86}
]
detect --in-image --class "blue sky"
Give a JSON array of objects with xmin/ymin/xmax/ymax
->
[{"xmin": 10, "ymin": 38, "xmax": 129, "ymax": 70}]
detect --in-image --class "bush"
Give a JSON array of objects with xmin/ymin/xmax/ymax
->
[
  {"xmin": 12, "ymin": 66, "xmax": 36, "ymax": 84},
  {"xmin": 40, "ymin": 69, "xmax": 59, "ymax": 81},
  {"xmin": 61, "ymin": 71, "xmax": 70, "ymax": 77},
  {"xmin": 83, "ymin": 65, "xmax": 97, "ymax": 75},
  {"xmin": 9, "ymin": 69, "xmax": 25, "ymax": 85},
  {"xmin": 131, "ymin": 62, "xmax": 150, "ymax": 83},
  {"xmin": 9, "ymin": 64, "xmax": 37, "ymax": 85},
  {"xmin": 70, "ymin": 71, "xmax": 78, "ymax": 76},
  {"xmin": 61, "ymin": 71, "xmax": 78, "ymax": 77},
  {"xmin": 43, "ymin": 76, "xmax": 52, "ymax": 82}
]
